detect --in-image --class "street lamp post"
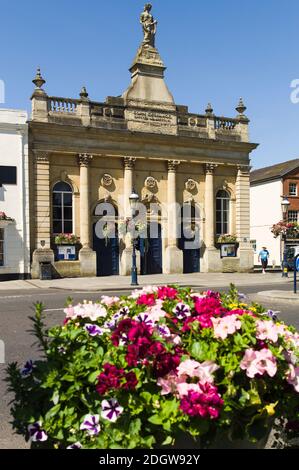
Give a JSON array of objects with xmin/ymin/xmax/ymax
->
[
  {"xmin": 281, "ymin": 195, "xmax": 290, "ymax": 278},
  {"xmin": 129, "ymin": 189, "xmax": 139, "ymax": 286}
]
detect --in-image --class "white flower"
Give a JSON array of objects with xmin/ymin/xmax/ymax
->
[{"xmin": 101, "ymin": 399, "xmax": 123, "ymax": 423}]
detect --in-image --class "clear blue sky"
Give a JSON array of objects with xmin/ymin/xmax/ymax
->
[{"xmin": 1, "ymin": 0, "xmax": 299, "ymax": 169}]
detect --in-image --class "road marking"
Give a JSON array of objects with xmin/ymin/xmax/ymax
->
[{"xmin": 44, "ymin": 308, "xmax": 64, "ymax": 313}]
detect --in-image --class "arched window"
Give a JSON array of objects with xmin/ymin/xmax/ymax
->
[
  {"xmin": 216, "ymin": 190, "xmax": 230, "ymax": 235},
  {"xmin": 52, "ymin": 182, "xmax": 73, "ymax": 234}
]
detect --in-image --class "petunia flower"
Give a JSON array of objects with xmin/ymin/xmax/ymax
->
[
  {"xmin": 212, "ymin": 315, "xmax": 242, "ymax": 340},
  {"xmin": 80, "ymin": 414, "xmax": 101, "ymax": 435},
  {"xmin": 256, "ymin": 320, "xmax": 282, "ymax": 343},
  {"xmin": 21, "ymin": 360, "xmax": 34, "ymax": 378},
  {"xmin": 287, "ymin": 365, "xmax": 299, "ymax": 393},
  {"xmin": 177, "ymin": 359, "xmax": 219, "ymax": 383},
  {"xmin": 84, "ymin": 324, "xmax": 105, "ymax": 337},
  {"xmin": 67, "ymin": 442, "xmax": 82, "ymax": 449},
  {"xmin": 100, "ymin": 296, "xmax": 120, "ymax": 307},
  {"xmin": 173, "ymin": 303, "xmax": 191, "ymax": 320},
  {"xmin": 135, "ymin": 312, "xmax": 155, "ymax": 327},
  {"xmin": 240, "ymin": 348, "xmax": 277, "ymax": 378},
  {"xmin": 28, "ymin": 422, "xmax": 48, "ymax": 442},
  {"xmin": 101, "ymin": 399, "xmax": 124, "ymax": 423}
]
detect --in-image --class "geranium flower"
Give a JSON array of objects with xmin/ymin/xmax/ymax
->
[
  {"xmin": 84, "ymin": 324, "xmax": 105, "ymax": 336},
  {"xmin": 21, "ymin": 360, "xmax": 34, "ymax": 378},
  {"xmin": 173, "ymin": 303, "xmax": 191, "ymax": 320},
  {"xmin": 67, "ymin": 442, "xmax": 82, "ymax": 449},
  {"xmin": 240, "ymin": 348, "xmax": 277, "ymax": 378},
  {"xmin": 80, "ymin": 414, "xmax": 101, "ymax": 435},
  {"xmin": 101, "ymin": 399, "xmax": 123, "ymax": 422},
  {"xmin": 212, "ymin": 315, "xmax": 242, "ymax": 340},
  {"xmin": 287, "ymin": 365, "xmax": 299, "ymax": 393},
  {"xmin": 28, "ymin": 422, "xmax": 48, "ymax": 442}
]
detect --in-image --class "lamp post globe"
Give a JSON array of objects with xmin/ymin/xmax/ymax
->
[
  {"xmin": 129, "ymin": 189, "xmax": 139, "ymax": 286},
  {"xmin": 281, "ymin": 195, "xmax": 290, "ymax": 278}
]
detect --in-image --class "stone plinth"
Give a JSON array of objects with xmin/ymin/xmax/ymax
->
[
  {"xmin": 79, "ymin": 247, "xmax": 96, "ymax": 277},
  {"xmin": 164, "ymin": 246, "xmax": 183, "ymax": 274},
  {"xmin": 202, "ymin": 248, "xmax": 222, "ymax": 273}
]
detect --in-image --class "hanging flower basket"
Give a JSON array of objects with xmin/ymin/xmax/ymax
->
[
  {"xmin": 6, "ymin": 285, "xmax": 299, "ymax": 449},
  {"xmin": 118, "ymin": 218, "xmax": 147, "ymax": 238},
  {"xmin": 271, "ymin": 221, "xmax": 299, "ymax": 239}
]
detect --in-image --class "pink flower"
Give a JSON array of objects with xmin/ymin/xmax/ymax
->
[
  {"xmin": 256, "ymin": 320, "xmax": 282, "ymax": 343},
  {"xmin": 177, "ymin": 359, "xmax": 219, "ymax": 383},
  {"xmin": 101, "ymin": 296, "xmax": 120, "ymax": 307},
  {"xmin": 212, "ymin": 315, "xmax": 242, "ymax": 340},
  {"xmin": 286, "ymin": 365, "xmax": 299, "ymax": 393},
  {"xmin": 240, "ymin": 348, "xmax": 277, "ymax": 378},
  {"xmin": 157, "ymin": 372, "xmax": 185, "ymax": 396},
  {"xmin": 176, "ymin": 382, "xmax": 201, "ymax": 398},
  {"xmin": 157, "ymin": 286, "xmax": 178, "ymax": 300}
]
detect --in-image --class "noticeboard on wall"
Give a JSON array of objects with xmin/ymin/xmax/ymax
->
[
  {"xmin": 220, "ymin": 243, "xmax": 237, "ymax": 258},
  {"xmin": 57, "ymin": 245, "xmax": 76, "ymax": 261}
]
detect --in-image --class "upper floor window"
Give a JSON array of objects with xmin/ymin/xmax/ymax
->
[
  {"xmin": 0, "ymin": 228, "xmax": 4, "ymax": 266},
  {"xmin": 216, "ymin": 190, "xmax": 230, "ymax": 236},
  {"xmin": 289, "ymin": 183, "xmax": 297, "ymax": 196},
  {"xmin": 52, "ymin": 182, "xmax": 73, "ymax": 234},
  {"xmin": 288, "ymin": 210, "xmax": 299, "ymax": 223}
]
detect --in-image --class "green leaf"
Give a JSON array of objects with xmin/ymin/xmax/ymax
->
[
  {"xmin": 148, "ymin": 415, "xmax": 163, "ymax": 425},
  {"xmin": 45, "ymin": 403, "xmax": 61, "ymax": 421}
]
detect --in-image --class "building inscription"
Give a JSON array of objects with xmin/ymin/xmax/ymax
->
[{"xmin": 133, "ymin": 110, "xmax": 173, "ymax": 126}]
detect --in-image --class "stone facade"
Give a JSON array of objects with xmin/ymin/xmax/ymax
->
[{"xmin": 29, "ymin": 7, "xmax": 257, "ymax": 278}]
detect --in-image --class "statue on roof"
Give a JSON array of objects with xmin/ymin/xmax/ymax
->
[{"xmin": 140, "ymin": 3, "xmax": 157, "ymax": 48}]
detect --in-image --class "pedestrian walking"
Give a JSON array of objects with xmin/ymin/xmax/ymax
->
[{"xmin": 258, "ymin": 247, "xmax": 270, "ymax": 274}]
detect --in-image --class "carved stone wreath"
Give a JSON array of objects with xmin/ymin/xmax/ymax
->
[
  {"xmin": 101, "ymin": 174, "xmax": 113, "ymax": 187},
  {"xmin": 185, "ymin": 178, "xmax": 197, "ymax": 192},
  {"xmin": 145, "ymin": 176, "xmax": 157, "ymax": 190}
]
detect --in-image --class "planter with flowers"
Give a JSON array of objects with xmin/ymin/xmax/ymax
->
[
  {"xmin": 0, "ymin": 211, "xmax": 14, "ymax": 228},
  {"xmin": 53, "ymin": 234, "xmax": 81, "ymax": 261},
  {"xmin": 6, "ymin": 285, "xmax": 299, "ymax": 449}
]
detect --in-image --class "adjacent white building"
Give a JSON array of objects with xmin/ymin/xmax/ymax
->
[
  {"xmin": 0, "ymin": 109, "xmax": 30, "ymax": 279},
  {"xmin": 250, "ymin": 159, "xmax": 299, "ymax": 267}
]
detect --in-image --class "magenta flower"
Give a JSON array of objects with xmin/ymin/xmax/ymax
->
[{"xmin": 240, "ymin": 348, "xmax": 277, "ymax": 378}]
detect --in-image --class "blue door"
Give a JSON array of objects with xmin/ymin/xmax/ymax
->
[
  {"xmin": 140, "ymin": 223, "xmax": 162, "ymax": 275},
  {"xmin": 179, "ymin": 224, "xmax": 200, "ymax": 274},
  {"xmin": 93, "ymin": 223, "xmax": 119, "ymax": 276}
]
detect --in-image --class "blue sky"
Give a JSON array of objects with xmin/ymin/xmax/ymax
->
[{"xmin": 1, "ymin": 0, "xmax": 299, "ymax": 169}]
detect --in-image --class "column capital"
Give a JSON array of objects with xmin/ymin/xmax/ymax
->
[
  {"xmin": 205, "ymin": 163, "xmax": 218, "ymax": 175},
  {"xmin": 78, "ymin": 153, "xmax": 93, "ymax": 167},
  {"xmin": 33, "ymin": 150, "xmax": 50, "ymax": 163},
  {"xmin": 124, "ymin": 157, "xmax": 136, "ymax": 170},
  {"xmin": 167, "ymin": 160, "xmax": 181, "ymax": 172}
]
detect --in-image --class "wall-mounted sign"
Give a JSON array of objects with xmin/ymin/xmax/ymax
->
[
  {"xmin": 57, "ymin": 245, "xmax": 76, "ymax": 261},
  {"xmin": 220, "ymin": 243, "xmax": 237, "ymax": 258}
]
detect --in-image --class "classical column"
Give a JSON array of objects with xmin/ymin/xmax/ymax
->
[
  {"xmin": 31, "ymin": 151, "xmax": 54, "ymax": 279},
  {"xmin": 203, "ymin": 163, "xmax": 221, "ymax": 273},
  {"xmin": 124, "ymin": 157, "xmax": 136, "ymax": 216},
  {"xmin": 164, "ymin": 160, "xmax": 183, "ymax": 274},
  {"xmin": 205, "ymin": 164, "xmax": 216, "ymax": 248},
  {"xmin": 120, "ymin": 157, "xmax": 137, "ymax": 276},
  {"xmin": 78, "ymin": 153, "xmax": 96, "ymax": 276},
  {"xmin": 78, "ymin": 153, "xmax": 93, "ymax": 248},
  {"xmin": 236, "ymin": 165, "xmax": 253, "ymax": 272}
]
